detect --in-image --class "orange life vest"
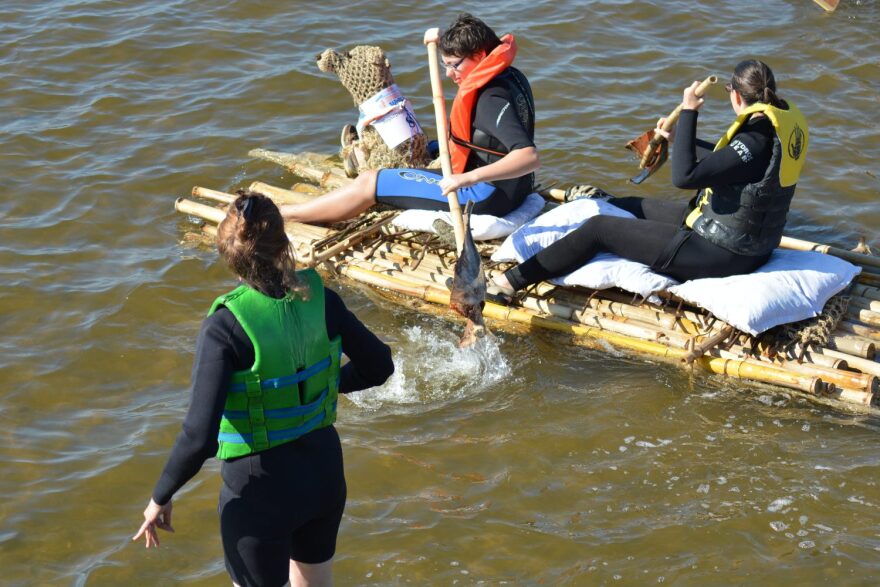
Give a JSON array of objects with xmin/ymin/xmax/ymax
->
[{"xmin": 448, "ymin": 34, "xmax": 517, "ymax": 174}]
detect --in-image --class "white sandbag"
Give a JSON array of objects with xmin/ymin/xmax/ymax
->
[
  {"xmin": 392, "ymin": 192, "xmax": 546, "ymax": 241},
  {"xmin": 491, "ymin": 199, "xmax": 678, "ymax": 298},
  {"xmin": 668, "ymin": 249, "xmax": 861, "ymax": 335}
]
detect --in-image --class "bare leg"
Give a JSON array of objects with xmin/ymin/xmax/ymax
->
[
  {"xmin": 279, "ymin": 170, "xmax": 378, "ymax": 224},
  {"xmin": 289, "ymin": 558, "xmax": 333, "ymax": 587}
]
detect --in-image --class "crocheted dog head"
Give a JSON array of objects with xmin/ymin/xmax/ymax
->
[
  {"xmin": 316, "ymin": 45, "xmax": 394, "ymax": 106},
  {"xmin": 316, "ymin": 45, "xmax": 432, "ymax": 173}
]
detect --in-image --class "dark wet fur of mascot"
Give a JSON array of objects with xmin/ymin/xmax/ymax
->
[{"xmin": 449, "ymin": 201, "xmax": 488, "ymax": 347}]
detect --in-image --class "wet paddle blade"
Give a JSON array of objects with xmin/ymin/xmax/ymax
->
[
  {"xmin": 450, "ymin": 201, "xmax": 488, "ymax": 347},
  {"xmin": 812, "ymin": 0, "xmax": 839, "ymax": 12},
  {"xmin": 625, "ymin": 129, "xmax": 669, "ymax": 184},
  {"xmin": 627, "ymin": 140, "xmax": 669, "ymax": 184}
]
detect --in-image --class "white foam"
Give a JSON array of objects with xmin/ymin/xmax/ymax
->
[{"xmin": 347, "ymin": 325, "xmax": 510, "ymax": 410}]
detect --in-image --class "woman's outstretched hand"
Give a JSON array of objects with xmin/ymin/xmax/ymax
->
[
  {"xmin": 682, "ymin": 80, "xmax": 705, "ymax": 111},
  {"xmin": 132, "ymin": 499, "xmax": 174, "ymax": 548}
]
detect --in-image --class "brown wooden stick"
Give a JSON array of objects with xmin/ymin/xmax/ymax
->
[
  {"xmin": 638, "ymin": 76, "xmax": 717, "ymax": 169},
  {"xmin": 426, "ymin": 34, "xmax": 466, "ymax": 252},
  {"xmin": 685, "ymin": 325, "xmax": 734, "ymax": 364}
]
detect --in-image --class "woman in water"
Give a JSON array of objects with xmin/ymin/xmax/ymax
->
[{"xmin": 133, "ymin": 190, "xmax": 394, "ymax": 586}]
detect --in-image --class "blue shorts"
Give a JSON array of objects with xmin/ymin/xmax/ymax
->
[{"xmin": 376, "ymin": 168, "xmax": 510, "ymax": 216}]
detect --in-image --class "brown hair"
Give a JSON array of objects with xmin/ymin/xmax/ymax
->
[
  {"xmin": 439, "ymin": 13, "xmax": 501, "ymax": 58},
  {"xmin": 216, "ymin": 189, "xmax": 308, "ymax": 299},
  {"xmin": 729, "ymin": 59, "xmax": 787, "ymax": 109}
]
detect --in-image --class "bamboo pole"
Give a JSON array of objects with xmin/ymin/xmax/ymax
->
[
  {"xmin": 825, "ymin": 335, "xmax": 875, "ymax": 359},
  {"xmin": 425, "ymin": 33, "xmax": 466, "ymax": 252},
  {"xmin": 815, "ymin": 348, "xmax": 880, "ymax": 377},
  {"xmin": 337, "ymin": 260, "xmax": 825, "ymax": 395},
  {"xmin": 735, "ymin": 350, "xmax": 876, "ymax": 393},
  {"xmin": 837, "ymin": 320, "xmax": 880, "ymax": 341},
  {"xmin": 779, "ymin": 235, "xmax": 880, "ymax": 270},
  {"xmin": 307, "ymin": 215, "xmax": 398, "ymax": 267},
  {"xmin": 248, "ymin": 181, "xmax": 322, "ymax": 205},
  {"xmin": 248, "ymin": 149, "xmax": 351, "ymax": 189},
  {"xmin": 850, "ymin": 297, "xmax": 880, "ymax": 313},
  {"xmin": 192, "ymin": 186, "xmax": 235, "ymax": 204},
  {"xmin": 176, "ymin": 198, "xmax": 226, "ymax": 224},
  {"xmin": 847, "ymin": 306, "xmax": 880, "ymax": 327},
  {"xmin": 851, "ymin": 284, "xmax": 880, "ymax": 302}
]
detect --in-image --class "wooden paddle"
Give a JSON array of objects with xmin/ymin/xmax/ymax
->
[
  {"xmin": 812, "ymin": 0, "xmax": 839, "ymax": 11},
  {"xmin": 425, "ymin": 28, "xmax": 466, "ymax": 253},
  {"xmin": 626, "ymin": 75, "xmax": 717, "ymax": 184}
]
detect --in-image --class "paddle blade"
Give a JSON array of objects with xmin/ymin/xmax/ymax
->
[
  {"xmin": 626, "ymin": 131, "xmax": 669, "ymax": 184},
  {"xmin": 625, "ymin": 129, "xmax": 655, "ymax": 163},
  {"xmin": 812, "ymin": 0, "xmax": 839, "ymax": 11}
]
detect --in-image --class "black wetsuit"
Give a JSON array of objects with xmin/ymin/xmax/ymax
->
[
  {"xmin": 152, "ymin": 288, "xmax": 393, "ymax": 587},
  {"xmin": 375, "ymin": 67, "xmax": 536, "ymax": 217},
  {"xmin": 505, "ymin": 110, "xmax": 775, "ymax": 289}
]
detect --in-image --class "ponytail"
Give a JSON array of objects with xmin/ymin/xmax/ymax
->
[{"xmin": 729, "ymin": 59, "xmax": 787, "ymax": 109}]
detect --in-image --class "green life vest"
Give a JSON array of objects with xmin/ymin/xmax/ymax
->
[
  {"xmin": 685, "ymin": 101, "xmax": 809, "ymax": 256},
  {"xmin": 209, "ymin": 269, "xmax": 341, "ymax": 460}
]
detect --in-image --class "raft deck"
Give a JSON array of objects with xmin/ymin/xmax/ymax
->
[{"xmin": 173, "ymin": 150, "xmax": 880, "ymax": 410}]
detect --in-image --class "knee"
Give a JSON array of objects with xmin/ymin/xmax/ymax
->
[{"xmin": 353, "ymin": 170, "xmax": 378, "ymax": 202}]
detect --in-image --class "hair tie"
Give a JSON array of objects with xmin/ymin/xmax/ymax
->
[{"xmin": 236, "ymin": 197, "xmax": 254, "ymax": 220}]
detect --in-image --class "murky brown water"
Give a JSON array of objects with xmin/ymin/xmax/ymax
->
[{"xmin": 1, "ymin": 1, "xmax": 878, "ymax": 585}]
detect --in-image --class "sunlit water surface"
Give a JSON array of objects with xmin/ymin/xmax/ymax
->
[{"xmin": 1, "ymin": 1, "xmax": 878, "ymax": 585}]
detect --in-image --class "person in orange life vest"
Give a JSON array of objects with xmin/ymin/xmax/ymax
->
[{"xmin": 280, "ymin": 13, "xmax": 540, "ymax": 224}]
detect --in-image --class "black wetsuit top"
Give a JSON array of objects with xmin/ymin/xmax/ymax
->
[
  {"xmin": 152, "ymin": 287, "xmax": 394, "ymax": 506},
  {"xmin": 466, "ymin": 68, "xmax": 536, "ymax": 206},
  {"xmin": 672, "ymin": 109, "xmax": 773, "ymax": 189}
]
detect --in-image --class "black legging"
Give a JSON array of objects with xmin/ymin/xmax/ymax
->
[{"xmin": 504, "ymin": 197, "xmax": 771, "ymax": 289}]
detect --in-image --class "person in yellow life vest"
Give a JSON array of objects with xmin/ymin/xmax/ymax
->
[
  {"xmin": 133, "ymin": 191, "xmax": 393, "ymax": 587},
  {"xmin": 280, "ymin": 13, "xmax": 540, "ymax": 224},
  {"xmin": 492, "ymin": 59, "xmax": 808, "ymax": 295}
]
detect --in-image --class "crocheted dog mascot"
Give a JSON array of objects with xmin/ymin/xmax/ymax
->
[{"xmin": 316, "ymin": 45, "xmax": 433, "ymax": 176}]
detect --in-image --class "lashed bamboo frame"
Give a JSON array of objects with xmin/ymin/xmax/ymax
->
[{"xmin": 174, "ymin": 153, "xmax": 880, "ymax": 409}]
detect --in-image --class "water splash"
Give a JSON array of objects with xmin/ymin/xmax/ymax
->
[{"xmin": 347, "ymin": 325, "xmax": 510, "ymax": 410}]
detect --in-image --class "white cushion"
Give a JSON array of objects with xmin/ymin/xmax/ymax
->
[
  {"xmin": 392, "ymin": 192, "xmax": 546, "ymax": 241},
  {"xmin": 668, "ymin": 249, "xmax": 861, "ymax": 335},
  {"xmin": 491, "ymin": 198, "xmax": 678, "ymax": 298}
]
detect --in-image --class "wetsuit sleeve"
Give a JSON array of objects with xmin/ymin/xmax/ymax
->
[
  {"xmin": 473, "ymin": 85, "xmax": 535, "ymax": 153},
  {"xmin": 323, "ymin": 287, "xmax": 394, "ymax": 393},
  {"xmin": 671, "ymin": 110, "xmax": 772, "ymax": 190},
  {"xmin": 151, "ymin": 310, "xmax": 240, "ymax": 505}
]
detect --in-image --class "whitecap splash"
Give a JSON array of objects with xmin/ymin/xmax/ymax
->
[{"xmin": 347, "ymin": 325, "xmax": 510, "ymax": 410}]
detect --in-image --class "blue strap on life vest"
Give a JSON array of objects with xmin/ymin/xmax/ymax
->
[
  {"xmin": 227, "ymin": 356, "xmax": 331, "ymax": 393},
  {"xmin": 217, "ymin": 409, "xmax": 326, "ymax": 444}
]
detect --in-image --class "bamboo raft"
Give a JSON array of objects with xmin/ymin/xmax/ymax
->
[{"xmin": 174, "ymin": 150, "xmax": 880, "ymax": 410}]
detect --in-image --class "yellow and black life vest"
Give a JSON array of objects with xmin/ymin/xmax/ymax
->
[{"xmin": 685, "ymin": 101, "xmax": 808, "ymax": 256}]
